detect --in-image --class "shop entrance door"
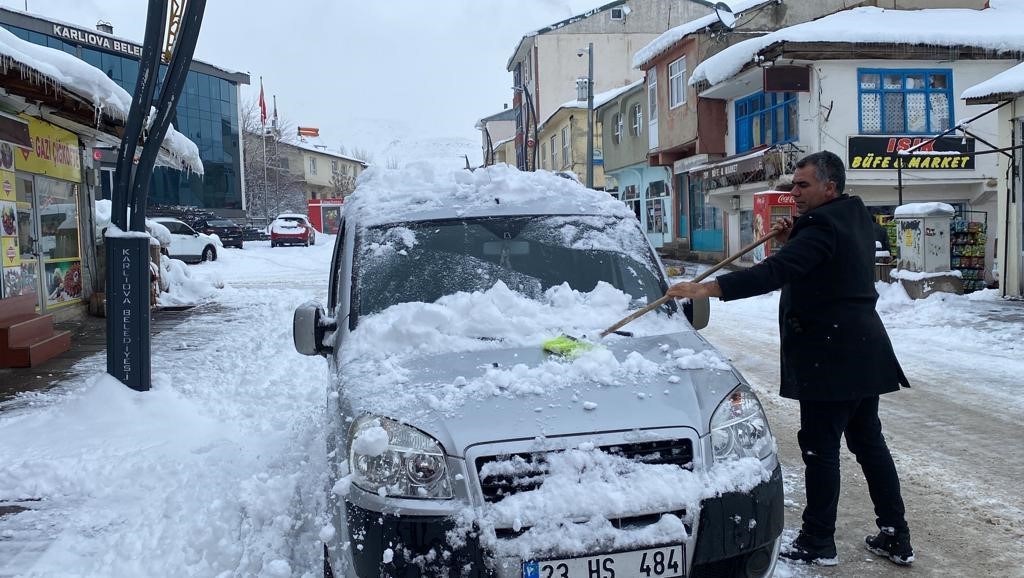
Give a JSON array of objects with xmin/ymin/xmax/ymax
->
[{"xmin": 5, "ymin": 174, "xmax": 82, "ymax": 312}]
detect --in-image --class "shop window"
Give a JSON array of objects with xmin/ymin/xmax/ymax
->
[
  {"xmin": 858, "ymin": 68, "xmax": 952, "ymax": 134},
  {"xmin": 561, "ymin": 126, "xmax": 570, "ymax": 168},
  {"xmin": 735, "ymin": 91, "xmax": 798, "ymax": 153},
  {"xmin": 612, "ymin": 113, "xmax": 623, "ymax": 144},
  {"xmin": 669, "ymin": 56, "xmax": 687, "ymax": 109},
  {"xmin": 631, "ymin": 103, "xmax": 643, "ymax": 136}
]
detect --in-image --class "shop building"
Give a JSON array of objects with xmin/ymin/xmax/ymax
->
[
  {"xmin": 1, "ymin": 24, "xmax": 200, "ymax": 365},
  {"xmin": 0, "ymin": 7, "xmax": 249, "ymax": 218},
  {"xmin": 597, "ymin": 80, "xmax": 674, "ymax": 249},
  {"xmin": 685, "ymin": 4, "xmax": 1024, "ymax": 277},
  {"xmin": 962, "ymin": 62, "xmax": 1024, "ymax": 299}
]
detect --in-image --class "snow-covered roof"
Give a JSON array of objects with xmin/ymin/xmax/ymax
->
[
  {"xmin": 0, "ymin": 6, "xmax": 248, "ymax": 81},
  {"xmin": 632, "ymin": 0, "xmax": 776, "ymax": 70},
  {"xmin": 0, "ymin": 26, "xmax": 202, "ymax": 174},
  {"xmin": 291, "ymin": 138, "xmax": 368, "ymax": 166},
  {"xmin": 961, "ymin": 61, "xmax": 1024, "ymax": 101},
  {"xmin": 541, "ymin": 80, "xmax": 644, "ymax": 128},
  {"xmin": 690, "ymin": 3, "xmax": 1024, "ymax": 89}
]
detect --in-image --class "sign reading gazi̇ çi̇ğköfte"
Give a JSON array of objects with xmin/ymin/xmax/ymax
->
[{"xmin": 848, "ymin": 136, "xmax": 975, "ymax": 170}]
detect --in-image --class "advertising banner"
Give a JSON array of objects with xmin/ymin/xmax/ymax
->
[{"xmin": 14, "ymin": 115, "xmax": 82, "ymax": 182}]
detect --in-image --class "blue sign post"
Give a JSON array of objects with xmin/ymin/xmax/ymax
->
[
  {"xmin": 105, "ymin": 0, "xmax": 206, "ymax": 391},
  {"xmin": 105, "ymin": 236, "xmax": 152, "ymax": 390}
]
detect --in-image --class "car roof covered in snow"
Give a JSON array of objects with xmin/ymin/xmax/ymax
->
[{"xmin": 344, "ymin": 163, "xmax": 630, "ymax": 228}]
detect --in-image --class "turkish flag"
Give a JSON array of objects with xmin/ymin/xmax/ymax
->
[{"xmin": 258, "ymin": 79, "xmax": 267, "ymax": 126}]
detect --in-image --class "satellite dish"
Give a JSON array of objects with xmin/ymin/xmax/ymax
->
[{"xmin": 714, "ymin": 2, "xmax": 736, "ymax": 29}]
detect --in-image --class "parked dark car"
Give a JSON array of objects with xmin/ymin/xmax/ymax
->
[
  {"xmin": 194, "ymin": 218, "xmax": 244, "ymax": 249},
  {"xmin": 241, "ymin": 226, "xmax": 270, "ymax": 242}
]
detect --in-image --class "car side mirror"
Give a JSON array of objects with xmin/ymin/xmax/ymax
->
[
  {"xmin": 293, "ymin": 301, "xmax": 336, "ymax": 356},
  {"xmin": 682, "ymin": 296, "xmax": 710, "ymax": 330}
]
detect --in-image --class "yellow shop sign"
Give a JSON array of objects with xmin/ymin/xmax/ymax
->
[{"xmin": 14, "ymin": 115, "xmax": 81, "ymax": 182}]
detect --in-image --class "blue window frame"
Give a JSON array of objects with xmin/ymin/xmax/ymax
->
[
  {"xmin": 735, "ymin": 91, "xmax": 798, "ymax": 153},
  {"xmin": 857, "ymin": 68, "xmax": 952, "ymax": 134}
]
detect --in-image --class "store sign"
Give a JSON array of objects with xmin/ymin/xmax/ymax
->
[
  {"xmin": 15, "ymin": 116, "xmax": 81, "ymax": 182},
  {"xmin": 51, "ymin": 24, "xmax": 143, "ymax": 58},
  {"xmin": 848, "ymin": 136, "xmax": 975, "ymax": 170}
]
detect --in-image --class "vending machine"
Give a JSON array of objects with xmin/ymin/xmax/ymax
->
[
  {"xmin": 307, "ymin": 198, "xmax": 344, "ymax": 234},
  {"xmin": 752, "ymin": 191, "xmax": 796, "ymax": 263}
]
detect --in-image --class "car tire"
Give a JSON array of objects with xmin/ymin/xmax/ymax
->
[{"xmin": 202, "ymin": 245, "xmax": 217, "ymax": 262}]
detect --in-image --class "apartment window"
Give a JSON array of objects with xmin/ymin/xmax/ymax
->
[
  {"xmin": 550, "ymin": 135, "xmax": 557, "ymax": 169},
  {"xmin": 858, "ymin": 68, "xmax": 953, "ymax": 134},
  {"xmin": 631, "ymin": 103, "xmax": 643, "ymax": 136},
  {"xmin": 610, "ymin": 7, "xmax": 624, "ymax": 20},
  {"xmin": 612, "ymin": 113, "xmax": 623, "ymax": 144},
  {"xmin": 668, "ymin": 56, "xmax": 687, "ymax": 109},
  {"xmin": 735, "ymin": 91, "xmax": 798, "ymax": 153},
  {"xmin": 331, "ymin": 160, "xmax": 339, "ymax": 173},
  {"xmin": 561, "ymin": 127, "xmax": 570, "ymax": 168},
  {"xmin": 309, "ymin": 157, "xmax": 317, "ymax": 175},
  {"xmin": 540, "ymin": 143, "xmax": 547, "ymax": 169}
]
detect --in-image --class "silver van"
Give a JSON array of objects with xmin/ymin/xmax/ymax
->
[{"xmin": 295, "ymin": 165, "xmax": 783, "ymax": 578}]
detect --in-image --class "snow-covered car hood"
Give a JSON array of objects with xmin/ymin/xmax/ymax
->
[{"xmin": 338, "ymin": 331, "xmax": 742, "ymax": 457}]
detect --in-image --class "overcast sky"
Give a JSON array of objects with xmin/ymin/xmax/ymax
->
[{"xmin": 4, "ymin": 0, "xmax": 605, "ymax": 164}]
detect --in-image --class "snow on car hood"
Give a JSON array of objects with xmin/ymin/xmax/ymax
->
[
  {"xmin": 337, "ymin": 281, "xmax": 741, "ymax": 441},
  {"xmin": 334, "ymin": 281, "xmax": 774, "ymax": 558}
]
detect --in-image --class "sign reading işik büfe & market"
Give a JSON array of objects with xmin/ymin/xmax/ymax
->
[{"xmin": 848, "ymin": 136, "xmax": 975, "ymax": 170}]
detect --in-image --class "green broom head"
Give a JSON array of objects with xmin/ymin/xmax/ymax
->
[{"xmin": 542, "ymin": 334, "xmax": 594, "ymax": 358}]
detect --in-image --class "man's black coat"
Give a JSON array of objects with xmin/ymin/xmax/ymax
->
[{"xmin": 716, "ymin": 194, "xmax": 909, "ymax": 401}]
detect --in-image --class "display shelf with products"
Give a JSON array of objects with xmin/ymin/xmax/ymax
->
[{"xmin": 950, "ymin": 214, "xmax": 987, "ymax": 293}]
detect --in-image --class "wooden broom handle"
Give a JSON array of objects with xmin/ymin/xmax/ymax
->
[{"xmin": 599, "ymin": 230, "xmax": 779, "ymax": 338}]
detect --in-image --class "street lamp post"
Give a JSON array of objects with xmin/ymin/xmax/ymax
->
[{"xmin": 583, "ymin": 43, "xmax": 594, "ymax": 188}]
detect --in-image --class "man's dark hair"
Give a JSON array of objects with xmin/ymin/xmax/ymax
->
[{"xmin": 796, "ymin": 150, "xmax": 846, "ymax": 193}]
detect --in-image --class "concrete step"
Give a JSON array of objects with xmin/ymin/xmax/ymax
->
[
  {"xmin": 0, "ymin": 294, "xmax": 37, "ymax": 324},
  {"xmin": 0, "ymin": 331, "xmax": 71, "ymax": 368},
  {"xmin": 0, "ymin": 313, "xmax": 56, "ymax": 348}
]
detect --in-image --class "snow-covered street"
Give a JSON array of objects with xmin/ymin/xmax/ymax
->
[{"xmin": 1, "ymin": 240, "xmax": 1023, "ymax": 577}]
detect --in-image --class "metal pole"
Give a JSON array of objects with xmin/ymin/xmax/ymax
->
[
  {"xmin": 586, "ymin": 42, "xmax": 594, "ymax": 189},
  {"xmin": 262, "ymin": 129, "xmax": 269, "ymax": 218},
  {"xmin": 897, "ymin": 163, "xmax": 903, "ymax": 207}
]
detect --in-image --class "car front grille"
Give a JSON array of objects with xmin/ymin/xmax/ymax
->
[{"xmin": 475, "ymin": 439, "xmax": 694, "ymax": 504}]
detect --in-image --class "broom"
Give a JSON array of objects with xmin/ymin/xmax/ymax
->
[{"xmin": 543, "ymin": 230, "xmax": 779, "ymax": 357}]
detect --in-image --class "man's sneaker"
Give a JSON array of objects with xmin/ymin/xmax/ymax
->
[
  {"xmin": 780, "ymin": 531, "xmax": 839, "ymax": 566},
  {"xmin": 865, "ymin": 527, "xmax": 915, "ymax": 566}
]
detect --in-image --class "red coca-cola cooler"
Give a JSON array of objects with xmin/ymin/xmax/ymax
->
[
  {"xmin": 307, "ymin": 198, "xmax": 345, "ymax": 234},
  {"xmin": 752, "ymin": 191, "xmax": 796, "ymax": 263}
]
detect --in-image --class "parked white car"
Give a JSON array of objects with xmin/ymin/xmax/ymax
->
[{"xmin": 150, "ymin": 217, "xmax": 219, "ymax": 263}]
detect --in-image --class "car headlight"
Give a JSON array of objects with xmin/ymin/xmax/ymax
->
[
  {"xmin": 709, "ymin": 387, "xmax": 775, "ymax": 462},
  {"xmin": 349, "ymin": 416, "xmax": 453, "ymax": 499}
]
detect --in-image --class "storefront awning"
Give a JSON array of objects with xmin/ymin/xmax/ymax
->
[{"xmin": 685, "ymin": 145, "xmax": 795, "ymax": 194}]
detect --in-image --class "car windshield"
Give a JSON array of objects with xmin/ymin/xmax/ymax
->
[
  {"xmin": 353, "ymin": 215, "xmax": 665, "ymax": 321},
  {"xmin": 207, "ymin": 219, "xmax": 236, "ymax": 227}
]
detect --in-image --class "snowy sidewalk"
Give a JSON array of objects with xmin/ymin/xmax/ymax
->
[
  {"xmin": 0, "ymin": 242, "xmax": 334, "ymax": 577},
  {"xmin": 0, "ymin": 305, "xmax": 215, "ymax": 407}
]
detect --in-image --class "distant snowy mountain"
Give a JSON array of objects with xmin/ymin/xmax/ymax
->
[{"xmin": 335, "ymin": 117, "xmax": 482, "ymax": 171}]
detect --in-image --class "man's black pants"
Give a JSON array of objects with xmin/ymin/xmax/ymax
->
[{"xmin": 798, "ymin": 396, "xmax": 908, "ymax": 541}]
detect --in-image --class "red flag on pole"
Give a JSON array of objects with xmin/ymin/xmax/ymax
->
[{"xmin": 258, "ymin": 77, "xmax": 267, "ymax": 126}]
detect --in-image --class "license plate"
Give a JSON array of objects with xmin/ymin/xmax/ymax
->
[{"xmin": 523, "ymin": 545, "xmax": 684, "ymax": 578}]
